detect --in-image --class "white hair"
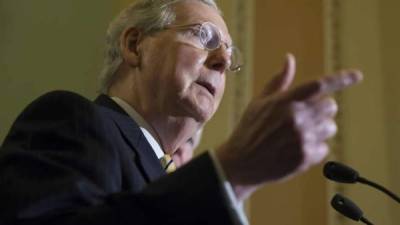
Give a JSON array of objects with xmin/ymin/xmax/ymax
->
[{"xmin": 99, "ymin": 0, "xmax": 220, "ymax": 94}]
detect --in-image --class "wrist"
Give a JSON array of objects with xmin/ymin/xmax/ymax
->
[{"xmin": 215, "ymin": 143, "xmax": 258, "ymax": 201}]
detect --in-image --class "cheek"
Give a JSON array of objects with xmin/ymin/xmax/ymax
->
[
  {"xmin": 214, "ymin": 76, "xmax": 226, "ymax": 107},
  {"xmin": 176, "ymin": 47, "xmax": 207, "ymax": 76},
  {"xmin": 173, "ymin": 48, "xmax": 207, "ymax": 93}
]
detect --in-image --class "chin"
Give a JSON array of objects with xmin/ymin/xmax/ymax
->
[
  {"xmin": 192, "ymin": 107, "xmax": 214, "ymax": 123},
  {"xmin": 178, "ymin": 98, "xmax": 215, "ymax": 122},
  {"xmin": 194, "ymin": 99, "xmax": 217, "ymax": 122}
]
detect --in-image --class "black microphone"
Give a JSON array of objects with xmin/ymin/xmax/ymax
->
[
  {"xmin": 331, "ymin": 194, "xmax": 374, "ymax": 225},
  {"xmin": 324, "ymin": 161, "xmax": 359, "ymax": 183},
  {"xmin": 324, "ymin": 161, "xmax": 400, "ymax": 204}
]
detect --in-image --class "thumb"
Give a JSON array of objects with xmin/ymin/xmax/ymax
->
[{"xmin": 262, "ymin": 53, "xmax": 296, "ymax": 96}]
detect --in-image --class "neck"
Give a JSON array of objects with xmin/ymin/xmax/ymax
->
[
  {"xmin": 149, "ymin": 115, "xmax": 200, "ymax": 154},
  {"xmin": 108, "ymin": 70, "xmax": 200, "ymax": 154}
]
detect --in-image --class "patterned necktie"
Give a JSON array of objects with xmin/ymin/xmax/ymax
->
[{"xmin": 160, "ymin": 154, "xmax": 176, "ymax": 173}]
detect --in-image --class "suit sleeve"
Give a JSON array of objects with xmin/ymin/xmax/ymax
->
[{"xmin": 0, "ymin": 91, "xmax": 234, "ymax": 225}]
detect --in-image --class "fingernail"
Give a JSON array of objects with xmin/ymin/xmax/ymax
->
[{"xmin": 346, "ymin": 70, "xmax": 363, "ymax": 81}]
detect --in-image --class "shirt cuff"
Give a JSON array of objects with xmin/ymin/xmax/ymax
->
[{"xmin": 208, "ymin": 150, "xmax": 249, "ymax": 225}]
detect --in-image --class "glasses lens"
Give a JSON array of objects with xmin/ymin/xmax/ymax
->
[
  {"xmin": 200, "ymin": 23, "xmax": 220, "ymax": 50},
  {"xmin": 201, "ymin": 23, "xmax": 243, "ymax": 72},
  {"xmin": 229, "ymin": 47, "xmax": 243, "ymax": 72},
  {"xmin": 172, "ymin": 22, "xmax": 243, "ymax": 72}
]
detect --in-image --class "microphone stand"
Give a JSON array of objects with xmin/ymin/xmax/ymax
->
[
  {"xmin": 360, "ymin": 217, "xmax": 374, "ymax": 225},
  {"xmin": 358, "ymin": 177, "xmax": 400, "ymax": 204},
  {"xmin": 324, "ymin": 161, "xmax": 400, "ymax": 204}
]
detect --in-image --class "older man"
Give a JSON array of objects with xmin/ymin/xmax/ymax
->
[{"xmin": 0, "ymin": 0, "xmax": 362, "ymax": 224}]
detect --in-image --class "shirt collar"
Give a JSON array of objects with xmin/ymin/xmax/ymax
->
[{"xmin": 110, "ymin": 96, "xmax": 165, "ymax": 159}]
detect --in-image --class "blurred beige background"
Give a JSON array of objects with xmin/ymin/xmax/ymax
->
[{"xmin": 0, "ymin": 0, "xmax": 399, "ymax": 224}]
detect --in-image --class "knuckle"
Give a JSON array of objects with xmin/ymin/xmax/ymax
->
[
  {"xmin": 326, "ymin": 98, "xmax": 338, "ymax": 114},
  {"xmin": 322, "ymin": 119, "xmax": 337, "ymax": 139},
  {"xmin": 289, "ymin": 101, "xmax": 306, "ymax": 114},
  {"xmin": 328, "ymin": 120, "xmax": 338, "ymax": 136},
  {"xmin": 317, "ymin": 143, "xmax": 329, "ymax": 162},
  {"xmin": 303, "ymin": 142, "xmax": 329, "ymax": 165}
]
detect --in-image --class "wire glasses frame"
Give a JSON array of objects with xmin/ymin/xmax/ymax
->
[{"xmin": 164, "ymin": 22, "xmax": 243, "ymax": 72}]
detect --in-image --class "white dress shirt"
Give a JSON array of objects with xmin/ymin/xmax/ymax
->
[{"xmin": 110, "ymin": 96, "xmax": 248, "ymax": 225}]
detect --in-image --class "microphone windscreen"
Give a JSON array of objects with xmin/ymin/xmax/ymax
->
[
  {"xmin": 323, "ymin": 161, "xmax": 359, "ymax": 183},
  {"xmin": 331, "ymin": 194, "xmax": 363, "ymax": 221}
]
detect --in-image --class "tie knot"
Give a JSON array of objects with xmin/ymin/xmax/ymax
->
[{"xmin": 160, "ymin": 154, "xmax": 176, "ymax": 173}]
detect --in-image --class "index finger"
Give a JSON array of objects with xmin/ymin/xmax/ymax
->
[
  {"xmin": 283, "ymin": 70, "xmax": 363, "ymax": 102},
  {"xmin": 319, "ymin": 70, "xmax": 363, "ymax": 94}
]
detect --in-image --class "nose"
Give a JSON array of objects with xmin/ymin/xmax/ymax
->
[{"xmin": 205, "ymin": 46, "xmax": 231, "ymax": 74}]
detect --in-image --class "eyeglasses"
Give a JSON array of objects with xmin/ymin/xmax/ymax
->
[{"xmin": 165, "ymin": 22, "xmax": 243, "ymax": 72}]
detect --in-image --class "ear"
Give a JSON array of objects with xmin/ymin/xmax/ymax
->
[{"xmin": 120, "ymin": 27, "xmax": 143, "ymax": 67}]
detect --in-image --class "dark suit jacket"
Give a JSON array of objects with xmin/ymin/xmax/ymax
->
[{"xmin": 0, "ymin": 91, "xmax": 235, "ymax": 225}]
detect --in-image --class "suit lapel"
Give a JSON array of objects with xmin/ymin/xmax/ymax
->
[{"xmin": 94, "ymin": 95, "xmax": 165, "ymax": 182}]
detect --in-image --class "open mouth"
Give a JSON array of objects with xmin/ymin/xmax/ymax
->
[{"xmin": 196, "ymin": 81, "xmax": 216, "ymax": 96}]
